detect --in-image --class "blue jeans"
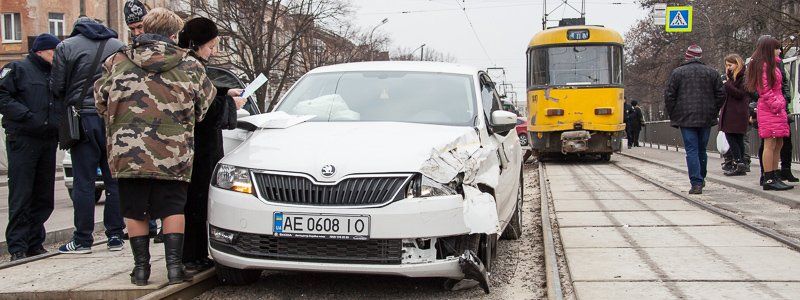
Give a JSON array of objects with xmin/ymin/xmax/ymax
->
[
  {"xmin": 70, "ymin": 114, "xmax": 124, "ymax": 246},
  {"xmin": 680, "ymin": 127, "xmax": 711, "ymax": 186}
]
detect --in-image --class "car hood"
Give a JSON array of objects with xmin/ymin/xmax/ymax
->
[{"xmin": 221, "ymin": 122, "xmax": 477, "ymax": 182}]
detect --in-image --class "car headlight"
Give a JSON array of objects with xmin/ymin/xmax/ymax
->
[
  {"xmin": 406, "ymin": 175, "xmax": 461, "ymax": 198},
  {"xmin": 213, "ymin": 164, "xmax": 253, "ymax": 194}
]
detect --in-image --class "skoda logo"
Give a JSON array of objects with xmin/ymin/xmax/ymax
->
[{"xmin": 321, "ymin": 165, "xmax": 336, "ymax": 177}]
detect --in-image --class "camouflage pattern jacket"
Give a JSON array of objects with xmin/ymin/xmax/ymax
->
[{"xmin": 94, "ymin": 34, "xmax": 216, "ymax": 182}]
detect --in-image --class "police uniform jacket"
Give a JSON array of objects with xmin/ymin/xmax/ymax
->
[{"xmin": 0, "ymin": 54, "xmax": 59, "ymax": 138}]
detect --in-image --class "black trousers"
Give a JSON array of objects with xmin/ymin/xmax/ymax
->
[
  {"xmin": 5, "ymin": 134, "xmax": 57, "ymax": 254},
  {"xmin": 725, "ymin": 133, "xmax": 745, "ymax": 163},
  {"xmin": 628, "ymin": 126, "xmax": 641, "ymax": 147}
]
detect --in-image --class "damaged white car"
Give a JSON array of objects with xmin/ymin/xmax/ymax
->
[{"xmin": 208, "ymin": 62, "xmax": 523, "ymax": 293}]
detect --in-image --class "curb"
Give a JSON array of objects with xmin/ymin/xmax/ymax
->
[
  {"xmin": 617, "ymin": 152, "xmax": 800, "ymax": 209},
  {"xmin": 137, "ymin": 268, "xmax": 218, "ymax": 300},
  {"xmin": 0, "ymin": 220, "xmax": 103, "ymax": 255},
  {"xmin": 538, "ymin": 162, "xmax": 564, "ymax": 300}
]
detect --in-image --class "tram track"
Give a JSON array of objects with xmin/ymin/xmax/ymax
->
[{"xmin": 537, "ymin": 157, "xmax": 800, "ymax": 300}]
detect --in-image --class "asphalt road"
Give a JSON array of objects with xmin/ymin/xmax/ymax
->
[{"xmin": 196, "ymin": 164, "xmax": 545, "ymax": 299}]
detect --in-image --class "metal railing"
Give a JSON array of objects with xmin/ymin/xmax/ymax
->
[{"xmin": 639, "ymin": 114, "xmax": 800, "ymax": 164}]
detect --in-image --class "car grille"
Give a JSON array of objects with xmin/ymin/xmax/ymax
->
[
  {"xmin": 253, "ymin": 173, "xmax": 411, "ymax": 206},
  {"xmin": 212, "ymin": 232, "xmax": 403, "ymax": 265}
]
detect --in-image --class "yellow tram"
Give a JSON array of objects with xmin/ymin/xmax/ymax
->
[{"xmin": 526, "ymin": 25, "xmax": 625, "ymax": 160}]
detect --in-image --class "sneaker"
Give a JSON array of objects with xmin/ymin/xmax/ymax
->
[
  {"xmin": 58, "ymin": 240, "xmax": 92, "ymax": 254},
  {"xmin": 108, "ymin": 236, "xmax": 125, "ymax": 251}
]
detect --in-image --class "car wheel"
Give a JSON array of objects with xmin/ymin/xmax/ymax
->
[
  {"xmin": 95, "ymin": 189, "xmax": 104, "ymax": 203},
  {"xmin": 501, "ymin": 173, "xmax": 523, "ymax": 240},
  {"xmin": 215, "ymin": 262, "xmax": 262, "ymax": 285},
  {"xmin": 518, "ymin": 133, "xmax": 529, "ymax": 146}
]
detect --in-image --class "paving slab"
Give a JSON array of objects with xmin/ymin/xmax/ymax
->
[
  {"xmin": 0, "ymin": 243, "xmax": 171, "ymax": 299},
  {"xmin": 556, "ymin": 211, "xmax": 732, "ymax": 227},
  {"xmin": 574, "ymin": 282, "xmax": 800, "ymax": 300},
  {"xmin": 549, "ymin": 179, "xmax": 660, "ymax": 192},
  {"xmin": 644, "ymin": 246, "xmax": 800, "ymax": 281},
  {"xmin": 554, "ymin": 199, "xmax": 698, "ymax": 212},
  {"xmin": 551, "ymin": 190, "xmax": 678, "ymax": 200},
  {"xmin": 560, "ymin": 226, "xmax": 782, "ymax": 248}
]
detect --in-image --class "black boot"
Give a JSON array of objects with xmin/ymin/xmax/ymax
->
[
  {"xmin": 130, "ymin": 236, "xmax": 151, "ymax": 286},
  {"xmin": 764, "ymin": 172, "xmax": 793, "ymax": 191},
  {"xmin": 163, "ymin": 233, "xmax": 191, "ymax": 284},
  {"xmin": 724, "ymin": 163, "xmax": 747, "ymax": 176},
  {"xmin": 780, "ymin": 168, "xmax": 799, "ymax": 183}
]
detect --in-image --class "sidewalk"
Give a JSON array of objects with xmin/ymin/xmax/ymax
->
[
  {"xmin": 620, "ymin": 145, "xmax": 800, "ymax": 207},
  {"xmin": 0, "ymin": 175, "xmax": 105, "ymax": 255}
]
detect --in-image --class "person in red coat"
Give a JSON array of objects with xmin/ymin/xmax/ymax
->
[
  {"xmin": 745, "ymin": 36, "xmax": 792, "ymax": 191},
  {"xmin": 719, "ymin": 54, "xmax": 751, "ymax": 176}
]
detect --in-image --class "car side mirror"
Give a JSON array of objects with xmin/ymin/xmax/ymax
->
[
  {"xmin": 491, "ymin": 110, "xmax": 517, "ymax": 134},
  {"xmin": 237, "ymin": 109, "xmax": 251, "ymax": 119}
]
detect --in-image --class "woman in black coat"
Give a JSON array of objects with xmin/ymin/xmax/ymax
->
[
  {"xmin": 178, "ymin": 17, "xmax": 246, "ymax": 273},
  {"xmin": 719, "ymin": 54, "xmax": 750, "ymax": 176}
]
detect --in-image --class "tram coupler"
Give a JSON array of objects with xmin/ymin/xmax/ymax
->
[{"xmin": 561, "ymin": 130, "xmax": 591, "ymax": 153}]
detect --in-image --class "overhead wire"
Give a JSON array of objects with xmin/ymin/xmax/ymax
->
[
  {"xmin": 454, "ymin": 0, "xmax": 495, "ymax": 66},
  {"xmin": 359, "ymin": 1, "xmax": 637, "ymax": 15}
]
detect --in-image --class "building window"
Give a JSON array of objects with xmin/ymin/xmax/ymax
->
[
  {"xmin": 49, "ymin": 13, "xmax": 65, "ymax": 37},
  {"xmin": 2, "ymin": 13, "xmax": 22, "ymax": 42}
]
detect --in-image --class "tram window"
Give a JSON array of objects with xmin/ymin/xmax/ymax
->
[{"xmin": 528, "ymin": 45, "xmax": 623, "ymax": 87}]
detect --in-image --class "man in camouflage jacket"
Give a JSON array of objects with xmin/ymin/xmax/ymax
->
[
  {"xmin": 93, "ymin": 7, "xmax": 215, "ymax": 286},
  {"xmin": 94, "ymin": 34, "xmax": 215, "ymax": 182}
]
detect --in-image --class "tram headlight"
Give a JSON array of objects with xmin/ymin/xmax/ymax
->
[
  {"xmin": 213, "ymin": 164, "xmax": 254, "ymax": 194},
  {"xmin": 546, "ymin": 108, "xmax": 564, "ymax": 116},
  {"xmin": 595, "ymin": 108, "xmax": 613, "ymax": 115}
]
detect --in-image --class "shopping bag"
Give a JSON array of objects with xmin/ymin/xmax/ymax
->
[{"xmin": 716, "ymin": 131, "xmax": 729, "ymax": 154}]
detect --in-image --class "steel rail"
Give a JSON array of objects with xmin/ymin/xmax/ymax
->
[
  {"xmin": 612, "ymin": 161, "xmax": 800, "ymax": 252},
  {"xmin": 539, "ymin": 162, "xmax": 565, "ymax": 300}
]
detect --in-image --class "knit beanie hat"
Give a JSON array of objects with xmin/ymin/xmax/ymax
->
[
  {"xmin": 124, "ymin": 0, "xmax": 148, "ymax": 25},
  {"xmin": 31, "ymin": 33, "xmax": 60, "ymax": 52},
  {"xmin": 178, "ymin": 17, "xmax": 219, "ymax": 50},
  {"xmin": 685, "ymin": 44, "xmax": 702, "ymax": 60}
]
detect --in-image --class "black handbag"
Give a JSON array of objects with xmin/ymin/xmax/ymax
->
[{"xmin": 59, "ymin": 39, "xmax": 108, "ymax": 150}]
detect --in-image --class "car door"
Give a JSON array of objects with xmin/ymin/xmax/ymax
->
[
  {"xmin": 479, "ymin": 73, "xmax": 523, "ymax": 228},
  {"xmin": 206, "ymin": 67, "xmax": 261, "ymax": 153}
]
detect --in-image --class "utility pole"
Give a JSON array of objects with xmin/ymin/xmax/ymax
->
[{"xmin": 420, "ymin": 44, "xmax": 425, "ymax": 61}]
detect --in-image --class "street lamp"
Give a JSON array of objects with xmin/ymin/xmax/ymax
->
[
  {"xmin": 412, "ymin": 43, "xmax": 426, "ymax": 61},
  {"xmin": 367, "ymin": 18, "xmax": 389, "ymax": 61}
]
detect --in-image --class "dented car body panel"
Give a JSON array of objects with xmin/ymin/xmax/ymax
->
[{"xmin": 208, "ymin": 62, "xmax": 522, "ymax": 280}]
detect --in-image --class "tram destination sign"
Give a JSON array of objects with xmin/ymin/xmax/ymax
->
[{"xmin": 567, "ymin": 29, "xmax": 590, "ymax": 41}]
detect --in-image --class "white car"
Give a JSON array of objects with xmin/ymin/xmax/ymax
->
[
  {"xmin": 208, "ymin": 62, "xmax": 523, "ymax": 291},
  {"xmin": 61, "ymin": 67, "xmax": 260, "ymax": 201}
]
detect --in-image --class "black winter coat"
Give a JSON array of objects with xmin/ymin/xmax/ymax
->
[
  {"xmin": 50, "ymin": 21, "xmax": 125, "ymax": 113},
  {"xmin": 719, "ymin": 71, "xmax": 751, "ymax": 134},
  {"xmin": 664, "ymin": 59, "xmax": 725, "ymax": 128},
  {"xmin": 0, "ymin": 54, "xmax": 59, "ymax": 138}
]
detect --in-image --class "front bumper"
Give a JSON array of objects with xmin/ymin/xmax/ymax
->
[{"xmin": 208, "ymin": 186, "xmax": 471, "ymax": 278}]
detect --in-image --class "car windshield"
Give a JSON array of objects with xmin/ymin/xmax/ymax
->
[
  {"xmin": 528, "ymin": 45, "xmax": 623, "ymax": 87},
  {"xmin": 275, "ymin": 71, "xmax": 477, "ymax": 126}
]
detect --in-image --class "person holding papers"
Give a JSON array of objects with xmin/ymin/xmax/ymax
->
[{"xmin": 177, "ymin": 17, "xmax": 248, "ymax": 275}]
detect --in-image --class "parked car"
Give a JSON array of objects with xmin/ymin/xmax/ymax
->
[
  {"xmin": 62, "ymin": 66, "xmax": 260, "ymax": 201},
  {"xmin": 516, "ymin": 117, "xmax": 529, "ymax": 147},
  {"xmin": 208, "ymin": 62, "xmax": 523, "ymax": 290}
]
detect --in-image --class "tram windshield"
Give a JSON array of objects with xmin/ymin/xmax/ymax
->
[{"xmin": 528, "ymin": 45, "xmax": 623, "ymax": 87}]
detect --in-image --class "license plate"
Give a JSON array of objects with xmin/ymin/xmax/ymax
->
[{"xmin": 273, "ymin": 212, "xmax": 369, "ymax": 240}]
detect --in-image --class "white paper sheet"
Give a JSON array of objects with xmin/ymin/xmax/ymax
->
[{"xmin": 240, "ymin": 73, "xmax": 268, "ymax": 99}]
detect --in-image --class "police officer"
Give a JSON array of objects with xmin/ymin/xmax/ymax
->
[{"xmin": 0, "ymin": 34, "xmax": 61, "ymax": 261}]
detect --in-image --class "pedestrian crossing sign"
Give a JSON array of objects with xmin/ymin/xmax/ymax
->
[{"xmin": 665, "ymin": 6, "xmax": 692, "ymax": 32}]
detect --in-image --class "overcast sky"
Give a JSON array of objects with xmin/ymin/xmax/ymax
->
[{"xmin": 349, "ymin": 0, "xmax": 648, "ymax": 102}]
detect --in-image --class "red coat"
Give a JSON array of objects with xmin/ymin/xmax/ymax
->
[
  {"xmin": 719, "ymin": 71, "xmax": 750, "ymax": 134},
  {"xmin": 756, "ymin": 60, "xmax": 790, "ymax": 138}
]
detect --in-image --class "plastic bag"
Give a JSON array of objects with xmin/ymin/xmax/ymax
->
[{"xmin": 716, "ymin": 131, "xmax": 729, "ymax": 154}]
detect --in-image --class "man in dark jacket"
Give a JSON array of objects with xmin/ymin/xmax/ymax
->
[
  {"xmin": 664, "ymin": 44, "xmax": 725, "ymax": 194},
  {"xmin": 628, "ymin": 100, "xmax": 645, "ymax": 148},
  {"xmin": 0, "ymin": 34, "xmax": 61, "ymax": 261},
  {"xmin": 50, "ymin": 18, "xmax": 126, "ymax": 254}
]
